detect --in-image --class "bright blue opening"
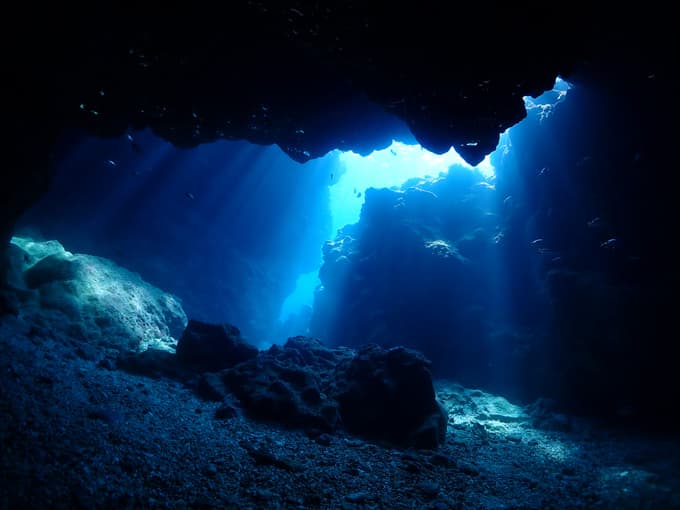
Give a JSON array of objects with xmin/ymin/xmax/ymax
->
[
  {"xmin": 277, "ymin": 76, "xmax": 572, "ymax": 328},
  {"xmin": 523, "ymin": 76, "xmax": 572, "ymax": 122},
  {"xmin": 277, "ymin": 141, "xmax": 496, "ymax": 323},
  {"xmin": 330, "ymin": 141, "xmax": 495, "ymax": 234},
  {"xmin": 278, "ymin": 269, "xmax": 320, "ymax": 323}
]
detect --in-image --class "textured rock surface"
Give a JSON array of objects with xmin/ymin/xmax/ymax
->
[
  {"xmin": 5, "ymin": 236, "xmax": 187, "ymax": 354},
  {"xmin": 122, "ymin": 333, "xmax": 447, "ymax": 448},
  {"xmin": 331, "ymin": 344, "xmax": 448, "ymax": 449},
  {"xmin": 206, "ymin": 336, "xmax": 446, "ymax": 448},
  {"xmin": 176, "ymin": 320, "xmax": 259, "ymax": 372},
  {"xmin": 220, "ymin": 337, "xmax": 350, "ymax": 433}
]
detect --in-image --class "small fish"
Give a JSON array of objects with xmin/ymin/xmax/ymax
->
[
  {"xmin": 600, "ymin": 238, "xmax": 618, "ymax": 249},
  {"xmin": 185, "ymin": 192, "xmax": 195, "ymax": 200},
  {"xmin": 503, "ymin": 195, "xmax": 513, "ymax": 205},
  {"xmin": 587, "ymin": 217, "xmax": 602, "ymax": 228},
  {"xmin": 105, "ymin": 159, "xmax": 117, "ymax": 168},
  {"xmin": 475, "ymin": 181, "xmax": 495, "ymax": 191},
  {"xmin": 530, "ymin": 238, "xmax": 544, "ymax": 246},
  {"xmin": 539, "ymin": 167, "xmax": 549, "ymax": 176},
  {"xmin": 356, "ymin": 192, "xmax": 362, "ymax": 198},
  {"xmin": 353, "ymin": 187, "xmax": 357, "ymax": 194},
  {"xmin": 127, "ymin": 133, "xmax": 143, "ymax": 154},
  {"xmin": 330, "ymin": 173, "xmax": 333, "ymax": 181},
  {"xmin": 390, "ymin": 149, "xmax": 397, "ymax": 156},
  {"xmin": 551, "ymin": 256, "xmax": 562, "ymax": 263}
]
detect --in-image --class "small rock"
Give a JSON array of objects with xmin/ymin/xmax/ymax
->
[
  {"xmin": 345, "ymin": 491, "xmax": 368, "ymax": 503},
  {"xmin": 87, "ymin": 407, "xmax": 121, "ymax": 424},
  {"xmin": 401, "ymin": 461, "xmax": 421, "ymax": 474},
  {"xmin": 76, "ymin": 344, "xmax": 98, "ymax": 361},
  {"xmin": 97, "ymin": 358, "xmax": 116, "ymax": 370},
  {"xmin": 458, "ymin": 462, "xmax": 479, "ymax": 476},
  {"xmin": 215, "ymin": 404, "xmax": 238, "ymax": 420},
  {"xmin": 254, "ymin": 488, "xmax": 274, "ymax": 501},
  {"xmin": 418, "ymin": 480, "xmax": 440, "ymax": 498},
  {"xmin": 314, "ymin": 433, "xmax": 332, "ymax": 446},
  {"xmin": 562, "ymin": 466, "xmax": 576, "ymax": 476},
  {"xmin": 430, "ymin": 452, "xmax": 454, "ymax": 467}
]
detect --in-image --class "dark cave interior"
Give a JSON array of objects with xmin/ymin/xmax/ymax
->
[
  {"xmin": 2, "ymin": 5, "xmax": 680, "ymax": 509},
  {"xmin": 2, "ymin": 2, "xmax": 678, "ymax": 435}
]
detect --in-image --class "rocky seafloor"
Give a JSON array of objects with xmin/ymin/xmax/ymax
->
[
  {"xmin": 2, "ymin": 311, "xmax": 679, "ymax": 510},
  {"xmin": 1, "ymin": 238, "xmax": 679, "ymax": 509}
]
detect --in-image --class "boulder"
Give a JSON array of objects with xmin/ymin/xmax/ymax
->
[
  {"xmin": 176, "ymin": 320, "xmax": 259, "ymax": 372},
  {"xmin": 332, "ymin": 344, "xmax": 447, "ymax": 449}
]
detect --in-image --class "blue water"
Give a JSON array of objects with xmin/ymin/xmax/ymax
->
[{"xmin": 17, "ymin": 77, "xmax": 572, "ymax": 358}]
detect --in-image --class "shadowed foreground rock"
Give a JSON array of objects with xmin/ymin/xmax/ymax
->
[
  {"xmin": 175, "ymin": 319, "xmax": 259, "ymax": 372},
  {"xmin": 122, "ymin": 333, "xmax": 447, "ymax": 449}
]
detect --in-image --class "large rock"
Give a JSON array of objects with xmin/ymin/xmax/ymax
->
[
  {"xmin": 219, "ymin": 337, "xmax": 353, "ymax": 431},
  {"xmin": 197, "ymin": 337, "xmax": 447, "ymax": 448},
  {"xmin": 176, "ymin": 320, "xmax": 259, "ymax": 372},
  {"xmin": 10, "ymin": 236, "xmax": 187, "ymax": 353},
  {"xmin": 331, "ymin": 344, "xmax": 447, "ymax": 449}
]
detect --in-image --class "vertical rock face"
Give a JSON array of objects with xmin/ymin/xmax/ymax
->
[
  {"xmin": 310, "ymin": 171, "xmax": 544, "ymax": 395},
  {"xmin": 492, "ymin": 64, "xmax": 678, "ymax": 424},
  {"xmin": 310, "ymin": 53, "xmax": 678, "ymax": 428}
]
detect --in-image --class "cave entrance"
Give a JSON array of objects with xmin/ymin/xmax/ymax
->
[
  {"xmin": 277, "ymin": 77, "xmax": 572, "ymax": 340},
  {"xmin": 330, "ymin": 141, "xmax": 495, "ymax": 235},
  {"xmin": 277, "ymin": 142, "xmax": 495, "ymax": 328},
  {"xmin": 12, "ymin": 77, "xmax": 572, "ymax": 352}
]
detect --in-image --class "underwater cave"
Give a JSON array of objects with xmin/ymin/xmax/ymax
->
[{"xmin": 1, "ymin": 4, "xmax": 678, "ymax": 509}]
